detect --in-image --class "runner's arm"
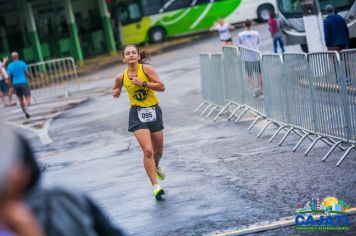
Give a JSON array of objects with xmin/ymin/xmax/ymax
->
[
  {"xmin": 209, "ymin": 23, "xmax": 217, "ymax": 31},
  {"xmin": 25, "ymin": 70, "xmax": 33, "ymax": 82},
  {"xmin": 112, "ymin": 73, "xmax": 123, "ymax": 98},
  {"xmin": 6, "ymin": 75, "xmax": 12, "ymax": 86},
  {"xmin": 139, "ymin": 65, "xmax": 165, "ymax": 92},
  {"xmin": 1, "ymin": 56, "xmax": 8, "ymax": 66}
]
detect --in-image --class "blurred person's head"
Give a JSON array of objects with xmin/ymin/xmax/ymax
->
[
  {"xmin": 217, "ymin": 17, "xmax": 224, "ymax": 25},
  {"xmin": 11, "ymin": 52, "xmax": 19, "ymax": 61},
  {"xmin": 270, "ymin": 12, "xmax": 276, "ymax": 19},
  {"xmin": 0, "ymin": 125, "xmax": 41, "ymax": 204},
  {"xmin": 244, "ymin": 19, "xmax": 252, "ymax": 29},
  {"xmin": 325, "ymin": 4, "xmax": 335, "ymax": 16}
]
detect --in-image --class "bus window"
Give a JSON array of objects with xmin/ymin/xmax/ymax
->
[
  {"xmin": 278, "ymin": 0, "xmax": 302, "ymax": 14},
  {"xmin": 120, "ymin": 2, "xmax": 142, "ymax": 25},
  {"xmin": 141, "ymin": 0, "xmax": 161, "ymax": 16},
  {"xmin": 196, "ymin": 0, "xmax": 212, "ymax": 5},
  {"xmin": 162, "ymin": 0, "xmax": 191, "ymax": 12}
]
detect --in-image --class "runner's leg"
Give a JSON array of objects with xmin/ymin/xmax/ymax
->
[
  {"xmin": 151, "ymin": 130, "xmax": 163, "ymax": 167},
  {"xmin": 134, "ymin": 129, "xmax": 158, "ymax": 186}
]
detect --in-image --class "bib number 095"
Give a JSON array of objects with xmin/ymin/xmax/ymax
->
[{"xmin": 137, "ymin": 107, "xmax": 157, "ymax": 123}]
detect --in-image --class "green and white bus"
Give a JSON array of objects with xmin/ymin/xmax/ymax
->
[{"xmin": 118, "ymin": 0, "xmax": 276, "ymax": 45}]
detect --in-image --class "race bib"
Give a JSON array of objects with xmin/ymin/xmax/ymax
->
[{"xmin": 138, "ymin": 107, "xmax": 157, "ymax": 123}]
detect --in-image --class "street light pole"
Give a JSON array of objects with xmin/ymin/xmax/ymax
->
[{"xmin": 301, "ymin": 0, "xmax": 326, "ymax": 52}]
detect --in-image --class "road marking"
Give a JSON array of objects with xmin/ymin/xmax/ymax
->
[
  {"xmin": 211, "ymin": 208, "xmax": 356, "ymax": 236},
  {"xmin": 8, "ymin": 118, "xmax": 53, "ymax": 145}
]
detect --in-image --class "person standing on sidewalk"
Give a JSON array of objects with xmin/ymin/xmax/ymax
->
[
  {"xmin": 7, "ymin": 52, "xmax": 33, "ymax": 118},
  {"xmin": 324, "ymin": 4, "xmax": 349, "ymax": 52},
  {"xmin": 0, "ymin": 57, "xmax": 15, "ymax": 108},
  {"xmin": 268, "ymin": 12, "xmax": 285, "ymax": 54},
  {"xmin": 112, "ymin": 45, "xmax": 166, "ymax": 199},
  {"xmin": 210, "ymin": 18, "xmax": 236, "ymax": 46}
]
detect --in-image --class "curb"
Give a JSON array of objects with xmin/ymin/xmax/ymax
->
[{"xmin": 76, "ymin": 37, "xmax": 194, "ymax": 77}]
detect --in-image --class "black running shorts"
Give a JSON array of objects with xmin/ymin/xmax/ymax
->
[
  {"xmin": 13, "ymin": 84, "xmax": 31, "ymax": 97},
  {"xmin": 128, "ymin": 104, "xmax": 164, "ymax": 133}
]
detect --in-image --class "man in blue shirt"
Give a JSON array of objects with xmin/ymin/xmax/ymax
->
[
  {"xmin": 7, "ymin": 52, "xmax": 33, "ymax": 118},
  {"xmin": 324, "ymin": 4, "xmax": 349, "ymax": 52}
]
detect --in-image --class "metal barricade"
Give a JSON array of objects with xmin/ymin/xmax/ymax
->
[
  {"xmin": 222, "ymin": 46, "xmax": 242, "ymax": 104},
  {"xmin": 282, "ymin": 53, "xmax": 314, "ymax": 132},
  {"xmin": 210, "ymin": 54, "xmax": 226, "ymax": 106},
  {"xmin": 197, "ymin": 48, "xmax": 356, "ymax": 166},
  {"xmin": 340, "ymin": 49, "xmax": 356, "ymax": 141},
  {"xmin": 307, "ymin": 52, "xmax": 347, "ymax": 141},
  {"xmin": 332, "ymin": 49, "xmax": 356, "ymax": 165},
  {"xmin": 28, "ymin": 57, "xmax": 79, "ymax": 102},
  {"xmin": 239, "ymin": 47, "xmax": 264, "ymax": 116},
  {"xmin": 195, "ymin": 53, "xmax": 227, "ymax": 118},
  {"xmin": 194, "ymin": 53, "xmax": 213, "ymax": 115},
  {"xmin": 261, "ymin": 54, "xmax": 286, "ymax": 123}
]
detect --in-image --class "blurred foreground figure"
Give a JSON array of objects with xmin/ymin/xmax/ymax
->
[
  {"xmin": 0, "ymin": 121, "xmax": 126, "ymax": 236},
  {"xmin": 0, "ymin": 122, "xmax": 44, "ymax": 236}
]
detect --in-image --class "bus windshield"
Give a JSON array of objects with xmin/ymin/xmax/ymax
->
[{"xmin": 278, "ymin": 0, "xmax": 354, "ymax": 17}]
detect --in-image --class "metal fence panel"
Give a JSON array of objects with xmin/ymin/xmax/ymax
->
[
  {"xmin": 283, "ymin": 53, "xmax": 315, "ymax": 131},
  {"xmin": 28, "ymin": 57, "xmax": 79, "ymax": 100},
  {"xmin": 307, "ymin": 52, "xmax": 347, "ymax": 140},
  {"xmin": 340, "ymin": 49, "xmax": 356, "ymax": 141},
  {"xmin": 261, "ymin": 54, "xmax": 285, "ymax": 122},
  {"xmin": 210, "ymin": 54, "xmax": 227, "ymax": 106},
  {"xmin": 239, "ymin": 47, "xmax": 264, "ymax": 114},
  {"xmin": 199, "ymin": 53, "xmax": 212, "ymax": 102},
  {"xmin": 222, "ymin": 46, "xmax": 243, "ymax": 104}
]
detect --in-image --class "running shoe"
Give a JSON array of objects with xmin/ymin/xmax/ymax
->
[
  {"xmin": 22, "ymin": 106, "xmax": 30, "ymax": 119},
  {"xmin": 153, "ymin": 185, "xmax": 165, "ymax": 199},
  {"xmin": 156, "ymin": 166, "xmax": 165, "ymax": 180},
  {"xmin": 254, "ymin": 89, "xmax": 261, "ymax": 98}
]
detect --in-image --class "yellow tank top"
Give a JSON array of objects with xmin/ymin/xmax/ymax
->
[{"xmin": 123, "ymin": 64, "xmax": 159, "ymax": 107}]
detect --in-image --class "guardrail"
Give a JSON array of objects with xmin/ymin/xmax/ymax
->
[
  {"xmin": 196, "ymin": 47, "xmax": 356, "ymax": 167},
  {"xmin": 28, "ymin": 57, "xmax": 80, "ymax": 102}
]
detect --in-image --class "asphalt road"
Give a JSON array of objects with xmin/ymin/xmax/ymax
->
[{"xmin": 6, "ymin": 23, "xmax": 356, "ymax": 235}]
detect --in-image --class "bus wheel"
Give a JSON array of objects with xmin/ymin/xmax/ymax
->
[
  {"xmin": 300, "ymin": 44, "xmax": 309, "ymax": 53},
  {"xmin": 257, "ymin": 4, "xmax": 274, "ymax": 22},
  {"xmin": 149, "ymin": 27, "xmax": 166, "ymax": 43}
]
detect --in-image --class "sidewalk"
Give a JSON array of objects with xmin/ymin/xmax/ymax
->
[{"xmin": 76, "ymin": 37, "xmax": 195, "ymax": 76}]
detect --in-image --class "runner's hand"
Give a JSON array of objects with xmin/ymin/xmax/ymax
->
[
  {"xmin": 112, "ymin": 88, "xmax": 120, "ymax": 98},
  {"xmin": 129, "ymin": 76, "xmax": 144, "ymax": 86},
  {"xmin": 2, "ymin": 56, "xmax": 8, "ymax": 65}
]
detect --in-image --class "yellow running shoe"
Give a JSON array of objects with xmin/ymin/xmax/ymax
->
[
  {"xmin": 153, "ymin": 185, "xmax": 165, "ymax": 199},
  {"xmin": 156, "ymin": 166, "xmax": 165, "ymax": 180}
]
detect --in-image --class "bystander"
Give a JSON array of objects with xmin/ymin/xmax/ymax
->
[
  {"xmin": 7, "ymin": 52, "xmax": 33, "ymax": 118},
  {"xmin": 324, "ymin": 4, "xmax": 349, "ymax": 52}
]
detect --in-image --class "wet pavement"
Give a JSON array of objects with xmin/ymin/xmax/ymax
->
[{"xmin": 4, "ymin": 24, "xmax": 356, "ymax": 235}]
